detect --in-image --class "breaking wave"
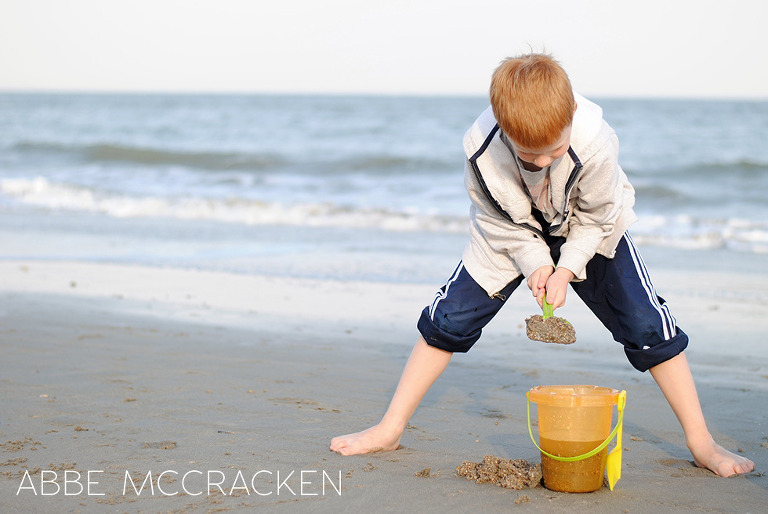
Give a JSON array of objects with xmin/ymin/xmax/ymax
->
[{"xmin": 3, "ymin": 177, "xmax": 768, "ymax": 254}]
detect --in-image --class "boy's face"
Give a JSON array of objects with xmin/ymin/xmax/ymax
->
[{"xmin": 509, "ymin": 124, "xmax": 572, "ymax": 171}]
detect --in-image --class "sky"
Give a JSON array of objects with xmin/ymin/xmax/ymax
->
[{"xmin": 1, "ymin": 0, "xmax": 767, "ymax": 98}]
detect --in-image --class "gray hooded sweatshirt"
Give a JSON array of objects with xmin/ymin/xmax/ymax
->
[{"xmin": 460, "ymin": 93, "xmax": 638, "ymax": 297}]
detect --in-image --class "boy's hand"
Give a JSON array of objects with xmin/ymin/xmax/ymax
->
[
  {"xmin": 527, "ymin": 265, "xmax": 554, "ymax": 307},
  {"xmin": 544, "ymin": 267, "xmax": 576, "ymax": 309}
]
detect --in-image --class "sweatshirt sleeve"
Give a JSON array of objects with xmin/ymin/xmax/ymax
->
[{"xmin": 557, "ymin": 123, "xmax": 625, "ymax": 280}]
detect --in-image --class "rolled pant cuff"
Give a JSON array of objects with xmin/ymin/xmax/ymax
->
[
  {"xmin": 417, "ymin": 307, "xmax": 479, "ymax": 353},
  {"xmin": 624, "ymin": 329, "xmax": 689, "ymax": 372}
]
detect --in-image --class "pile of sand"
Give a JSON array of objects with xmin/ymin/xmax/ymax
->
[{"xmin": 457, "ymin": 455, "xmax": 542, "ymax": 489}]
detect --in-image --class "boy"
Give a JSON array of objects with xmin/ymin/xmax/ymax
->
[{"xmin": 330, "ymin": 53, "xmax": 754, "ymax": 477}]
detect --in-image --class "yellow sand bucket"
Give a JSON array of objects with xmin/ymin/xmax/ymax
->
[{"xmin": 527, "ymin": 385, "xmax": 626, "ymax": 493}]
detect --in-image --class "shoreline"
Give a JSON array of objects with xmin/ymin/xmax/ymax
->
[{"xmin": 1, "ymin": 260, "xmax": 766, "ymax": 512}]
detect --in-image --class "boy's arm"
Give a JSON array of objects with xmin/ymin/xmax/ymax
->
[{"xmin": 557, "ymin": 125, "xmax": 626, "ymax": 280}]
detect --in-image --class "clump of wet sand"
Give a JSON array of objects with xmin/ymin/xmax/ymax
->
[
  {"xmin": 525, "ymin": 314, "xmax": 576, "ymax": 344},
  {"xmin": 457, "ymin": 455, "xmax": 542, "ymax": 489}
]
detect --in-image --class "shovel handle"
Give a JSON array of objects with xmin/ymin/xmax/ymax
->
[{"xmin": 542, "ymin": 293, "xmax": 554, "ymax": 320}]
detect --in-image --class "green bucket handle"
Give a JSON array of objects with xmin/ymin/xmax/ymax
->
[{"xmin": 526, "ymin": 390, "xmax": 626, "ymax": 463}]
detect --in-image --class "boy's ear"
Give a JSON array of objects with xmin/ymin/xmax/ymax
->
[{"xmin": 573, "ymin": 102, "xmax": 578, "ymax": 114}]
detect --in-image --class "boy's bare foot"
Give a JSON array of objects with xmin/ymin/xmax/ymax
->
[
  {"xmin": 330, "ymin": 423, "xmax": 402, "ymax": 456},
  {"xmin": 689, "ymin": 437, "xmax": 755, "ymax": 477}
]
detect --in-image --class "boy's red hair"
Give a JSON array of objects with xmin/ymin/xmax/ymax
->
[{"xmin": 490, "ymin": 54, "xmax": 575, "ymax": 150}]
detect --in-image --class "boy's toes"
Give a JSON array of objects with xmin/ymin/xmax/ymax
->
[
  {"xmin": 329, "ymin": 437, "xmax": 348, "ymax": 453},
  {"xmin": 734, "ymin": 458, "xmax": 755, "ymax": 475},
  {"xmin": 720, "ymin": 454, "xmax": 754, "ymax": 477},
  {"xmin": 695, "ymin": 444, "xmax": 755, "ymax": 477}
]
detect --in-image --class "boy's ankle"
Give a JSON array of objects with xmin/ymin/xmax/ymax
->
[
  {"xmin": 685, "ymin": 432, "xmax": 716, "ymax": 453},
  {"xmin": 378, "ymin": 417, "xmax": 408, "ymax": 435}
]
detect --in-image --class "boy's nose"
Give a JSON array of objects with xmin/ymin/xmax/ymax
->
[{"xmin": 533, "ymin": 156, "xmax": 554, "ymax": 168}]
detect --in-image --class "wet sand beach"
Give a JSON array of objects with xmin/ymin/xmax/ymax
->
[{"xmin": 1, "ymin": 260, "xmax": 767, "ymax": 512}]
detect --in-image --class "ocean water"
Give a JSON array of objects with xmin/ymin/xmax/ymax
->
[{"xmin": 1, "ymin": 93, "xmax": 767, "ymax": 283}]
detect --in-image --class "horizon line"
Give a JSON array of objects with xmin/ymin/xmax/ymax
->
[{"xmin": 1, "ymin": 87, "xmax": 766, "ymax": 102}]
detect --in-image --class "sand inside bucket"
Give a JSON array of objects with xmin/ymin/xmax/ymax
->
[{"xmin": 538, "ymin": 438, "xmax": 608, "ymax": 492}]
